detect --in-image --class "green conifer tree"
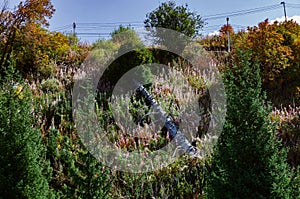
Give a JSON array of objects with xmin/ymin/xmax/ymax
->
[
  {"xmin": 0, "ymin": 68, "xmax": 53, "ymax": 199},
  {"xmin": 206, "ymin": 50, "xmax": 292, "ymax": 198}
]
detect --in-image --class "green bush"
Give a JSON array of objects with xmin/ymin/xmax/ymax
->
[
  {"xmin": 113, "ymin": 157, "xmax": 206, "ymax": 198},
  {"xmin": 41, "ymin": 78, "xmax": 61, "ymax": 93},
  {"xmin": 206, "ymin": 50, "xmax": 293, "ymax": 198},
  {"xmin": 0, "ymin": 67, "xmax": 53, "ymax": 198}
]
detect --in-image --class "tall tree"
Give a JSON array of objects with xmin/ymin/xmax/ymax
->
[
  {"xmin": 144, "ymin": 1, "xmax": 204, "ymax": 38},
  {"xmin": 206, "ymin": 50, "xmax": 292, "ymax": 198},
  {"xmin": 0, "ymin": 67, "xmax": 53, "ymax": 198},
  {"xmin": 0, "ymin": 0, "xmax": 55, "ymax": 74},
  {"xmin": 144, "ymin": 1, "xmax": 204, "ymax": 52},
  {"xmin": 234, "ymin": 19, "xmax": 295, "ymax": 105}
]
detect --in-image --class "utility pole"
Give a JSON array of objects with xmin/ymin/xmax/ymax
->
[
  {"xmin": 226, "ymin": 17, "xmax": 230, "ymax": 52},
  {"xmin": 281, "ymin": 2, "xmax": 287, "ymax": 21},
  {"xmin": 73, "ymin": 22, "xmax": 76, "ymax": 35}
]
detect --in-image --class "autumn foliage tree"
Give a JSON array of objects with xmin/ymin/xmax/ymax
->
[
  {"xmin": 13, "ymin": 23, "xmax": 71, "ymax": 78},
  {"xmin": 275, "ymin": 20, "xmax": 300, "ymax": 104},
  {"xmin": 200, "ymin": 24, "xmax": 234, "ymax": 52},
  {"xmin": 234, "ymin": 19, "xmax": 300, "ymax": 105},
  {"xmin": 202, "ymin": 19, "xmax": 300, "ymax": 105},
  {"xmin": 0, "ymin": 0, "xmax": 54, "ymax": 66},
  {"xmin": 0, "ymin": 0, "xmax": 84, "ymax": 80}
]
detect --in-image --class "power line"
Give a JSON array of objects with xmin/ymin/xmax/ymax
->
[
  {"xmin": 76, "ymin": 21, "xmax": 143, "ymax": 25},
  {"xmin": 52, "ymin": 23, "xmax": 144, "ymax": 33},
  {"xmin": 51, "ymin": 3, "xmax": 289, "ymax": 42},
  {"xmin": 67, "ymin": 23, "xmax": 248, "ymax": 39},
  {"xmin": 202, "ymin": 4, "xmax": 282, "ymax": 21},
  {"xmin": 286, "ymin": 3, "xmax": 300, "ymax": 9},
  {"xmin": 76, "ymin": 33, "xmax": 110, "ymax": 36},
  {"xmin": 52, "ymin": 3, "xmax": 284, "ymax": 32},
  {"xmin": 52, "ymin": 25, "xmax": 72, "ymax": 31}
]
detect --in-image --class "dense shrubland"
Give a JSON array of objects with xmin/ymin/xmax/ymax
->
[{"xmin": 1, "ymin": 0, "xmax": 300, "ymax": 198}]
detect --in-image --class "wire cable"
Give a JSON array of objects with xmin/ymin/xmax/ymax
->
[
  {"xmin": 50, "ymin": 3, "xmax": 287, "ymax": 41},
  {"xmin": 203, "ymin": 4, "xmax": 282, "ymax": 21},
  {"xmin": 286, "ymin": 3, "xmax": 300, "ymax": 9}
]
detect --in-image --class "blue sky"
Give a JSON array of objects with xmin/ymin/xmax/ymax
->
[{"xmin": 7, "ymin": 0, "xmax": 300, "ymax": 43}]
